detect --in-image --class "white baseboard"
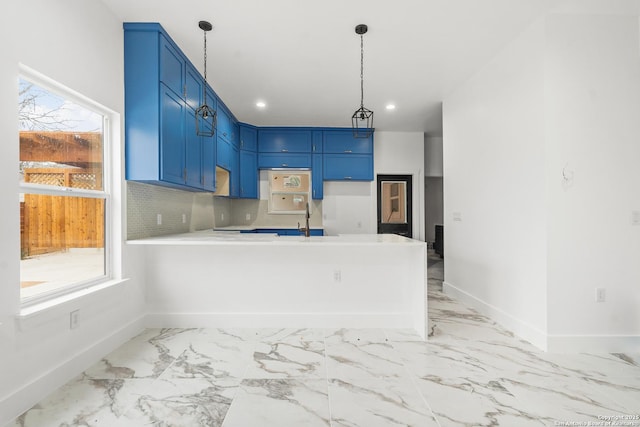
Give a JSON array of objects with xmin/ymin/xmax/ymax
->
[
  {"xmin": 442, "ymin": 281, "xmax": 548, "ymax": 351},
  {"xmin": 145, "ymin": 312, "xmax": 415, "ymax": 330},
  {"xmin": 443, "ymin": 281, "xmax": 640, "ymax": 353},
  {"xmin": 0, "ymin": 315, "xmax": 145, "ymax": 427}
]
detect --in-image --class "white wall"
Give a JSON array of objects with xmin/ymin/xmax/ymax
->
[
  {"xmin": 323, "ymin": 131, "xmax": 426, "ymax": 240},
  {"xmin": 443, "ymin": 7, "xmax": 640, "ymax": 352},
  {"xmin": 443, "ymin": 18, "xmax": 549, "ymax": 349},
  {"xmin": 544, "ymin": 13, "xmax": 640, "ymax": 350},
  {"xmin": 0, "ymin": 1, "xmax": 146, "ymax": 424},
  {"xmin": 424, "ymin": 136, "xmax": 443, "ymax": 177}
]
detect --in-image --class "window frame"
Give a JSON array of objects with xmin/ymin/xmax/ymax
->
[{"xmin": 18, "ymin": 66, "xmax": 117, "ymax": 307}]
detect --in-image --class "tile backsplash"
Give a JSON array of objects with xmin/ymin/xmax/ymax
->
[
  {"xmin": 225, "ymin": 199, "xmax": 323, "ymax": 228},
  {"xmin": 127, "ymin": 182, "xmax": 214, "ymax": 240},
  {"xmin": 127, "ymin": 181, "xmax": 323, "ymax": 240}
]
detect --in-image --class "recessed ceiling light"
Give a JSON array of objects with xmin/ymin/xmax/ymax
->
[
  {"xmin": 385, "ymin": 104, "xmax": 396, "ymax": 110},
  {"xmin": 256, "ymin": 101, "xmax": 267, "ymax": 108}
]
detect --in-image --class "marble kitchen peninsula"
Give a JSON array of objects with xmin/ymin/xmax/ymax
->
[{"xmin": 128, "ymin": 231, "xmax": 427, "ymax": 339}]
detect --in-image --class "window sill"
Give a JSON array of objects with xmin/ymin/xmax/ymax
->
[{"xmin": 17, "ymin": 278, "xmax": 130, "ymax": 331}]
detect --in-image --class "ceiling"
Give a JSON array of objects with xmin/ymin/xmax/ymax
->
[{"xmin": 100, "ymin": 0, "xmax": 560, "ymax": 135}]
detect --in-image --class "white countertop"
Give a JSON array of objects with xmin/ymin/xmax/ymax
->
[
  {"xmin": 213, "ymin": 226, "xmax": 324, "ymax": 231},
  {"xmin": 126, "ymin": 230, "xmax": 425, "ymax": 246}
]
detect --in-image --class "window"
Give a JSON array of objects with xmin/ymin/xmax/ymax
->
[{"xmin": 18, "ymin": 73, "xmax": 111, "ymax": 303}]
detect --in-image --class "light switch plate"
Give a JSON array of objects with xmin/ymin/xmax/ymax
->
[{"xmin": 632, "ymin": 211, "xmax": 640, "ymax": 226}]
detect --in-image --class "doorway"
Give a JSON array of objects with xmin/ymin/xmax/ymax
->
[{"xmin": 377, "ymin": 174, "xmax": 412, "ymax": 238}]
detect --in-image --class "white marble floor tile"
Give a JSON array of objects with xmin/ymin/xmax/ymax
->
[
  {"xmin": 324, "ymin": 328, "xmax": 388, "ymax": 346},
  {"xmin": 258, "ymin": 328, "xmax": 325, "ymax": 343},
  {"xmin": 500, "ymin": 375, "xmax": 640, "ymax": 423},
  {"xmin": 328, "ymin": 377, "xmax": 439, "ymax": 427},
  {"xmin": 10, "ymin": 377, "xmax": 154, "ymax": 427},
  {"xmin": 383, "ymin": 328, "xmax": 424, "ymax": 342},
  {"xmin": 414, "ymin": 374, "xmax": 547, "ymax": 427},
  {"xmin": 83, "ymin": 328, "xmax": 192, "ymax": 379},
  {"xmin": 245, "ymin": 340, "xmax": 326, "ymax": 379},
  {"xmin": 325, "ymin": 341, "xmax": 409, "ymax": 380},
  {"xmin": 116, "ymin": 377, "xmax": 239, "ymax": 427},
  {"xmin": 160, "ymin": 339, "xmax": 255, "ymax": 380},
  {"xmin": 221, "ymin": 378, "xmax": 330, "ymax": 426}
]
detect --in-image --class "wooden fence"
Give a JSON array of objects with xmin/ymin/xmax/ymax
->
[{"xmin": 20, "ymin": 168, "xmax": 104, "ymax": 258}]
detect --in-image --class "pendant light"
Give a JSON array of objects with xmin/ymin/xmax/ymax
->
[
  {"xmin": 195, "ymin": 20, "xmax": 216, "ymax": 137},
  {"xmin": 351, "ymin": 24, "xmax": 374, "ymax": 139}
]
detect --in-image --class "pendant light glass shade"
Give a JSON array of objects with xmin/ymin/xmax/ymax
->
[
  {"xmin": 196, "ymin": 20, "xmax": 216, "ymax": 137},
  {"xmin": 352, "ymin": 24, "xmax": 373, "ymax": 139}
]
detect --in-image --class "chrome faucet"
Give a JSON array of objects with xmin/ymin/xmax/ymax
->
[{"xmin": 297, "ymin": 202, "xmax": 311, "ymax": 237}]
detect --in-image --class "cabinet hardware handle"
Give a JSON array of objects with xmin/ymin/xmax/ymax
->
[
  {"xmin": 344, "ymin": 176, "xmax": 352, "ymax": 180},
  {"xmin": 282, "ymin": 163, "xmax": 288, "ymax": 167},
  {"xmin": 281, "ymin": 149, "xmax": 288, "ymax": 152},
  {"xmin": 344, "ymin": 150, "xmax": 352, "ymax": 153}
]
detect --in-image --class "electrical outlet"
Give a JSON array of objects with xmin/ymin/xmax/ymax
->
[
  {"xmin": 632, "ymin": 211, "xmax": 640, "ymax": 226},
  {"xmin": 182, "ymin": 213, "xmax": 187, "ymax": 224},
  {"xmin": 596, "ymin": 288, "xmax": 606, "ymax": 303},
  {"xmin": 246, "ymin": 213, "xmax": 251, "ymax": 221},
  {"xmin": 453, "ymin": 212, "xmax": 462, "ymax": 222},
  {"xmin": 157, "ymin": 213, "xmax": 162, "ymax": 225},
  {"xmin": 70, "ymin": 310, "xmax": 79, "ymax": 329},
  {"xmin": 333, "ymin": 270, "xmax": 342, "ymax": 282}
]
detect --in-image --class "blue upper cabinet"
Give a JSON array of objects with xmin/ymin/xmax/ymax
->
[
  {"xmin": 124, "ymin": 23, "xmax": 373, "ymax": 193},
  {"xmin": 311, "ymin": 131, "xmax": 323, "ymax": 199},
  {"xmin": 323, "ymin": 130, "xmax": 373, "ymax": 154},
  {"xmin": 239, "ymin": 124, "xmax": 258, "ymax": 199},
  {"xmin": 124, "ymin": 23, "xmax": 228, "ymax": 192},
  {"xmin": 258, "ymin": 129, "xmax": 312, "ymax": 153},
  {"xmin": 159, "ymin": 84, "xmax": 186, "ymax": 185},
  {"xmin": 240, "ymin": 125, "xmax": 257, "ymax": 151},
  {"xmin": 217, "ymin": 104, "xmax": 233, "ymax": 144},
  {"xmin": 159, "ymin": 34, "xmax": 184, "ymax": 98},
  {"xmin": 185, "ymin": 63, "xmax": 203, "ymax": 111},
  {"xmin": 322, "ymin": 130, "xmax": 374, "ymax": 181}
]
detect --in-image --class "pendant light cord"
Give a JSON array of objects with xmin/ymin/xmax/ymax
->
[
  {"xmin": 360, "ymin": 34, "xmax": 364, "ymax": 109},
  {"xmin": 203, "ymin": 29, "xmax": 208, "ymax": 105}
]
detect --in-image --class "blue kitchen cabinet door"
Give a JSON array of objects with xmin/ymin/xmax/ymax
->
[
  {"xmin": 239, "ymin": 150, "xmax": 258, "ymax": 199},
  {"xmin": 202, "ymin": 130, "xmax": 216, "ymax": 191},
  {"xmin": 240, "ymin": 125, "xmax": 258, "ymax": 151},
  {"xmin": 217, "ymin": 104, "xmax": 232, "ymax": 144},
  {"xmin": 160, "ymin": 84, "xmax": 186, "ymax": 185},
  {"xmin": 185, "ymin": 62, "xmax": 203, "ymax": 112},
  {"xmin": 185, "ymin": 108, "xmax": 203, "ymax": 188},
  {"xmin": 257, "ymin": 153, "xmax": 312, "ymax": 169},
  {"xmin": 217, "ymin": 138, "xmax": 232, "ymax": 171},
  {"xmin": 201, "ymin": 86, "xmax": 217, "ymax": 191},
  {"xmin": 230, "ymin": 144, "xmax": 240, "ymax": 197},
  {"xmin": 323, "ymin": 154, "xmax": 373, "ymax": 181},
  {"xmin": 258, "ymin": 129, "xmax": 312, "ymax": 153},
  {"xmin": 323, "ymin": 130, "xmax": 373, "ymax": 154},
  {"xmin": 312, "ymin": 130, "xmax": 323, "ymax": 153},
  {"xmin": 159, "ymin": 34, "xmax": 184, "ymax": 99},
  {"xmin": 312, "ymin": 154, "xmax": 323, "ymax": 199}
]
